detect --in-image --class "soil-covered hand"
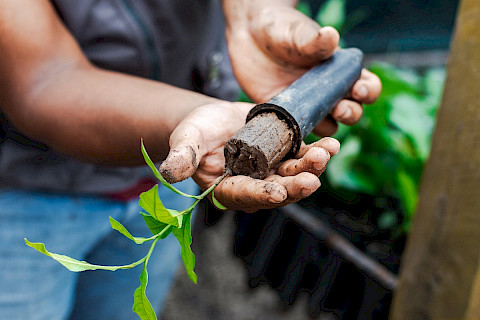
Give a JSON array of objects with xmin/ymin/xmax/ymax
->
[
  {"xmin": 213, "ymin": 137, "xmax": 340, "ymax": 212},
  {"xmin": 159, "ymin": 101, "xmax": 339, "ymax": 213},
  {"xmin": 224, "ymin": 0, "xmax": 381, "ymax": 136}
]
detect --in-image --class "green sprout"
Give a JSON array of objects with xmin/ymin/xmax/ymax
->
[{"xmin": 25, "ymin": 139, "xmax": 226, "ymax": 320}]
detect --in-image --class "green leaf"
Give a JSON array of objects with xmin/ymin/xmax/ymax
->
[
  {"xmin": 132, "ymin": 263, "xmax": 157, "ymax": 320},
  {"xmin": 25, "ymin": 239, "xmax": 144, "ymax": 272},
  {"xmin": 139, "ymin": 185, "xmax": 182, "ymax": 227},
  {"xmin": 369, "ymin": 63, "xmax": 421, "ymax": 97},
  {"xmin": 296, "ymin": 1, "xmax": 312, "ymax": 17},
  {"xmin": 424, "ymin": 67, "xmax": 446, "ymax": 108},
  {"xmin": 132, "ymin": 239, "xmax": 159, "ymax": 320},
  {"xmin": 237, "ymin": 90, "xmax": 252, "ymax": 103},
  {"xmin": 386, "ymin": 130, "xmax": 417, "ymax": 161},
  {"xmin": 389, "ymin": 94, "xmax": 434, "ymax": 161},
  {"xmin": 140, "ymin": 213, "xmax": 173, "ymax": 239},
  {"xmin": 303, "ymin": 132, "xmax": 320, "ymax": 145},
  {"xmin": 322, "ymin": 63, "xmax": 445, "ymax": 231},
  {"xmin": 172, "ymin": 212, "xmax": 197, "ymax": 284},
  {"xmin": 396, "ymin": 170, "xmax": 419, "ymax": 220},
  {"xmin": 315, "ymin": 0, "xmax": 346, "ymax": 31},
  {"xmin": 332, "ymin": 123, "xmax": 351, "ymax": 142},
  {"xmin": 141, "ymin": 139, "xmax": 197, "ymax": 199},
  {"xmin": 109, "ymin": 217, "xmax": 157, "ymax": 244},
  {"xmin": 212, "ymin": 190, "xmax": 227, "ymax": 210},
  {"xmin": 327, "ymin": 136, "xmax": 377, "ymax": 194},
  {"xmin": 141, "ymin": 139, "xmax": 163, "ymax": 181}
]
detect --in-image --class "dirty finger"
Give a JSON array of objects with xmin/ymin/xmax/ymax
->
[
  {"xmin": 296, "ymin": 137, "xmax": 340, "ymax": 158},
  {"xmin": 214, "ymin": 175, "xmax": 288, "ymax": 213},
  {"xmin": 331, "ymin": 99, "xmax": 364, "ymax": 126},
  {"xmin": 351, "ymin": 69, "xmax": 382, "ymax": 104},
  {"xmin": 265, "ymin": 172, "xmax": 320, "ymax": 203},
  {"xmin": 277, "ymin": 147, "xmax": 331, "ymax": 177}
]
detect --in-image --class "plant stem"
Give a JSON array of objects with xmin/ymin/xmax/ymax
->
[
  {"xmin": 197, "ymin": 172, "xmax": 229, "ymax": 199},
  {"xmin": 173, "ymin": 172, "xmax": 229, "ymax": 217},
  {"xmin": 146, "ymin": 237, "xmax": 160, "ymax": 260},
  {"xmin": 153, "ymin": 224, "xmax": 173, "ymax": 239}
]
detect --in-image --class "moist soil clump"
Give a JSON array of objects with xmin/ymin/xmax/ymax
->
[{"xmin": 224, "ymin": 112, "xmax": 294, "ymax": 179}]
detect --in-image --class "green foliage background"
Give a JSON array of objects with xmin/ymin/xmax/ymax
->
[
  {"xmin": 297, "ymin": 0, "xmax": 446, "ymax": 232},
  {"xmin": 323, "ymin": 65, "xmax": 444, "ymax": 231}
]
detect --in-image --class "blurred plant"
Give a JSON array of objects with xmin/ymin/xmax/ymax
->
[
  {"xmin": 241, "ymin": 2, "xmax": 446, "ymax": 233},
  {"xmin": 298, "ymin": 0, "xmax": 368, "ymax": 45},
  {"xmin": 314, "ymin": 0, "xmax": 346, "ymax": 32},
  {"xmin": 297, "ymin": 0, "xmax": 446, "ymax": 232},
  {"xmin": 297, "ymin": 0, "xmax": 345, "ymax": 30},
  {"xmin": 319, "ymin": 64, "xmax": 445, "ymax": 231}
]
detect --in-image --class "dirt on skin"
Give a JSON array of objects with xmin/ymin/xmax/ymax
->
[{"xmin": 160, "ymin": 145, "xmax": 197, "ymax": 183}]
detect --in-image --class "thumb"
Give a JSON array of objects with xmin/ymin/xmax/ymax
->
[
  {"xmin": 159, "ymin": 125, "xmax": 204, "ymax": 184},
  {"xmin": 250, "ymin": 5, "xmax": 339, "ymax": 67}
]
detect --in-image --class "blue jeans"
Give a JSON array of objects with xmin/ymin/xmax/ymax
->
[{"xmin": 0, "ymin": 179, "xmax": 196, "ymax": 320}]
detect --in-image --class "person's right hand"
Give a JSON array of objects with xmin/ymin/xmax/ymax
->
[
  {"xmin": 159, "ymin": 101, "xmax": 339, "ymax": 213},
  {"xmin": 223, "ymin": 0, "xmax": 381, "ymax": 137}
]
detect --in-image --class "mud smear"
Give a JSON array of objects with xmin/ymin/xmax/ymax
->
[{"xmin": 160, "ymin": 146, "xmax": 196, "ymax": 183}]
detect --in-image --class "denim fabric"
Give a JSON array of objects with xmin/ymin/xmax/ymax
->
[{"xmin": 0, "ymin": 179, "xmax": 196, "ymax": 320}]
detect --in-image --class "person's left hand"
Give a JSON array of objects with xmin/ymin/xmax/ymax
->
[
  {"xmin": 159, "ymin": 101, "xmax": 339, "ymax": 213},
  {"xmin": 224, "ymin": 0, "xmax": 381, "ymax": 136}
]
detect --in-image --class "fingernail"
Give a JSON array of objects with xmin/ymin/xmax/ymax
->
[
  {"xmin": 313, "ymin": 149, "xmax": 329, "ymax": 170},
  {"xmin": 342, "ymin": 106, "xmax": 352, "ymax": 119},
  {"xmin": 269, "ymin": 191, "xmax": 286, "ymax": 204},
  {"xmin": 313, "ymin": 161, "xmax": 325, "ymax": 170},
  {"xmin": 335, "ymin": 103, "xmax": 350, "ymax": 120},
  {"xmin": 301, "ymin": 188, "xmax": 313, "ymax": 197},
  {"xmin": 357, "ymin": 85, "xmax": 368, "ymax": 99}
]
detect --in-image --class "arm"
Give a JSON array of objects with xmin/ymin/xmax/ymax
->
[
  {"xmin": 0, "ymin": 0, "xmax": 228, "ymax": 165},
  {"xmin": 0, "ymin": 0, "xmax": 370, "ymax": 212},
  {"xmin": 0, "ymin": 0, "xmax": 327, "ymax": 212}
]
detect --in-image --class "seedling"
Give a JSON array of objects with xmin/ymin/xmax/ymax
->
[{"xmin": 25, "ymin": 139, "xmax": 226, "ymax": 320}]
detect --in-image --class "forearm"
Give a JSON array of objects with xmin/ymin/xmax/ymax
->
[
  {"xmin": 0, "ymin": 0, "xmax": 222, "ymax": 166},
  {"xmin": 7, "ymin": 65, "xmax": 219, "ymax": 165}
]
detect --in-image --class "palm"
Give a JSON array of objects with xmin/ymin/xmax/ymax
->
[
  {"xmin": 161, "ymin": 100, "xmax": 341, "ymax": 212},
  {"xmin": 163, "ymin": 102, "xmax": 252, "ymax": 190}
]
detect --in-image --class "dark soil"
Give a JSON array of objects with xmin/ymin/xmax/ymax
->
[{"xmin": 224, "ymin": 112, "xmax": 294, "ymax": 179}]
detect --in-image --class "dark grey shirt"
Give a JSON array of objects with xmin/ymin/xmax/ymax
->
[{"xmin": 0, "ymin": 0, "xmax": 238, "ymax": 194}]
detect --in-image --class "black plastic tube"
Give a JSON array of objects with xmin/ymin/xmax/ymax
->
[{"xmin": 247, "ymin": 48, "xmax": 364, "ymax": 157}]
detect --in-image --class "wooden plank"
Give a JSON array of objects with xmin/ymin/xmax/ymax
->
[{"xmin": 391, "ymin": 0, "xmax": 480, "ymax": 318}]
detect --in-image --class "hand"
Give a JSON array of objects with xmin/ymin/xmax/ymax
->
[
  {"xmin": 159, "ymin": 101, "xmax": 339, "ymax": 213},
  {"xmin": 224, "ymin": 1, "xmax": 381, "ymax": 136},
  {"xmin": 213, "ymin": 137, "xmax": 340, "ymax": 212}
]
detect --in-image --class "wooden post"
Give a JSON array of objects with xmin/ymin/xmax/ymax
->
[{"xmin": 391, "ymin": 0, "xmax": 480, "ymax": 318}]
